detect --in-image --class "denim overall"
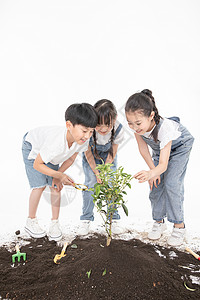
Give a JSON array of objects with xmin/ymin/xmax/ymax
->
[
  {"xmin": 142, "ymin": 117, "xmax": 194, "ymax": 224},
  {"xmin": 80, "ymin": 124, "xmax": 123, "ymax": 221}
]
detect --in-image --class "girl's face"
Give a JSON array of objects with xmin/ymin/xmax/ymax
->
[
  {"xmin": 126, "ymin": 110, "xmax": 155, "ymax": 135},
  {"xmin": 95, "ymin": 120, "xmax": 115, "ymax": 136}
]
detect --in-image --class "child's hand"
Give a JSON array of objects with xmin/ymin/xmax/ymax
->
[
  {"xmin": 59, "ymin": 173, "xmax": 75, "ymax": 186},
  {"xmin": 95, "ymin": 171, "xmax": 102, "ymax": 184},
  {"xmin": 148, "ymin": 176, "xmax": 161, "ymax": 190},
  {"xmin": 52, "ymin": 178, "xmax": 63, "ymax": 192},
  {"xmin": 133, "ymin": 170, "xmax": 153, "ymax": 183}
]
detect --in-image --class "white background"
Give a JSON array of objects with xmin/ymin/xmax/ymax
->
[{"xmin": 0, "ymin": 1, "xmax": 199, "ymax": 245}]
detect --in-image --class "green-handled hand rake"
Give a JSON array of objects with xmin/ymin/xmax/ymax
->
[{"xmin": 12, "ymin": 244, "xmax": 26, "ymax": 263}]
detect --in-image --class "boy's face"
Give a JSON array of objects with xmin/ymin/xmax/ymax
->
[{"xmin": 66, "ymin": 122, "xmax": 94, "ymax": 145}]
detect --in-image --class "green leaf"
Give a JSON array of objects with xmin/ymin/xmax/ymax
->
[
  {"xmin": 97, "ymin": 202, "xmax": 102, "ymax": 209},
  {"xmin": 86, "ymin": 269, "xmax": 92, "ymax": 278},
  {"xmin": 95, "ymin": 185, "xmax": 101, "ymax": 196},
  {"xmin": 102, "ymin": 268, "xmax": 106, "ymax": 276},
  {"xmin": 127, "ymin": 183, "xmax": 131, "ymax": 189},
  {"xmin": 71, "ymin": 244, "xmax": 78, "ymax": 249},
  {"xmin": 100, "ymin": 185, "xmax": 106, "ymax": 191},
  {"xmin": 107, "ymin": 208, "xmax": 117, "ymax": 213},
  {"xmin": 122, "ymin": 203, "xmax": 128, "ymax": 216}
]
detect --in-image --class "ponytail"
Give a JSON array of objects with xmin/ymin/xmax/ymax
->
[
  {"xmin": 141, "ymin": 89, "xmax": 160, "ymax": 125},
  {"xmin": 109, "ymin": 127, "xmax": 115, "ymax": 158},
  {"xmin": 93, "ymin": 130, "xmax": 101, "ymax": 159}
]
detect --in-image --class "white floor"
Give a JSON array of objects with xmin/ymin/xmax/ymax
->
[{"xmin": 1, "ymin": 184, "xmax": 200, "ymax": 254}]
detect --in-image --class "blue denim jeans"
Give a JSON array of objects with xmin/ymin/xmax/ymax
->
[
  {"xmin": 22, "ymin": 133, "xmax": 59, "ymax": 189},
  {"xmin": 150, "ymin": 147, "xmax": 193, "ymax": 223},
  {"xmin": 80, "ymin": 152, "xmax": 120, "ymax": 221},
  {"xmin": 142, "ymin": 117, "xmax": 194, "ymax": 224}
]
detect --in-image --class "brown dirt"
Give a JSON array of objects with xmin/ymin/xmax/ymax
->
[{"xmin": 0, "ymin": 235, "xmax": 200, "ymax": 300}]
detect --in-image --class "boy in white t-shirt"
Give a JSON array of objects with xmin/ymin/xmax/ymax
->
[{"xmin": 22, "ymin": 103, "xmax": 98, "ymax": 241}]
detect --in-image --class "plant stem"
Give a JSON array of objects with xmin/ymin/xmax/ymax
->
[
  {"xmin": 106, "ymin": 212, "xmax": 113, "ymax": 247},
  {"xmin": 106, "ymin": 236, "xmax": 111, "ymax": 246}
]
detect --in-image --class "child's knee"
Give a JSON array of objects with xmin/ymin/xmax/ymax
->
[{"xmin": 32, "ymin": 186, "xmax": 46, "ymax": 192}]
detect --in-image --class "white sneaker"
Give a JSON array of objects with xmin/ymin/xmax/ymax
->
[
  {"xmin": 49, "ymin": 219, "xmax": 62, "ymax": 241},
  {"xmin": 112, "ymin": 220, "xmax": 126, "ymax": 235},
  {"xmin": 148, "ymin": 222, "xmax": 167, "ymax": 240},
  {"xmin": 167, "ymin": 227, "xmax": 186, "ymax": 246},
  {"xmin": 78, "ymin": 220, "xmax": 90, "ymax": 236},
  {"xmin": 25, "ymin": 217, "xmax": 46, "ymax": 238}
]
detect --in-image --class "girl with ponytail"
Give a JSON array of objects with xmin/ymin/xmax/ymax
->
[
  {"xmin": 125, "ymin": 89, "xmax": 194, "ymax": 246},
  {"xmin": 79, "ymin": 99, "xmax": 124, "ymax": 236}
]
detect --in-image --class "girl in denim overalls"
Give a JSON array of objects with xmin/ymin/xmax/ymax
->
[
  {"xmin": 79, "ymin": 99, "xmax": 124, "ymax": 236},
  {"xmin": 125, "ymin": 89, "xmax": 194, "ymax": 246}
]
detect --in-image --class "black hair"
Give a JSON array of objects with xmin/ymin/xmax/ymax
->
[
  {"xmin": 65, "ymin": 103, "xmax": 98, "ymax": 128},
  {"xmin": 93, "ymin": 99, "xmax": 117, "ymax": 158},
  {"xmin": 125, "ymin": 89, "xmax": 162, "ymax": 142}
]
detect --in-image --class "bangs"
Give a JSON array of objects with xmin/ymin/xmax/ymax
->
[
  {"xmin": 94, "ymin": 99, "xmax": 117, "ymax": 126},
  {"xmin": 98, "ymin": 112, "xmax": 113, "ymax": 126}
]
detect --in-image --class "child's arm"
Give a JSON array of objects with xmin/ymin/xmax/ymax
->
[
  {"xmin": 134, "ymin": 134, "xmax": 172, "ymax": 182},
  {"xmin": 85, "ymin": 146, "xmax": 102, "ymax": 183},
  {"xmin": 105, "ymin": 143, "xmax": 118, "ymax": 164},
  {"xmin": 134, "ymin": 133, "xmax": 160, "ymax": 189},
  {"xmin": 52, "ymin": 152, "xmax": 79, "ymax": 191},
  {"xmin": 33, "ymin": 154, "xmax": 75, "ymax": 186},
  {"xmin": 134, "ymin": 134, "xmax": 155, "ymax": 169},
  {"xmin": 58, "ymin": 152, "xmax": 78, "ymax": 173}
]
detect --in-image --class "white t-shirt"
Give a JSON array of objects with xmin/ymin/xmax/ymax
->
[
  {"xmin": 95, "ymin": 120, "xmax": 124, "ymax": 145},
  {"xmin": 143, "ymin": 118, "xmax": 181, "ymax": 149},
  {"xmin": 25, "ymin": 126, "xmax": 89, "ymax": 165}
]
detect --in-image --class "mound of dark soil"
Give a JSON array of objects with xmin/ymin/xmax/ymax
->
[{"xmin": 0, "ymin": 235, "xmax": 200, "ymax": 299}]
